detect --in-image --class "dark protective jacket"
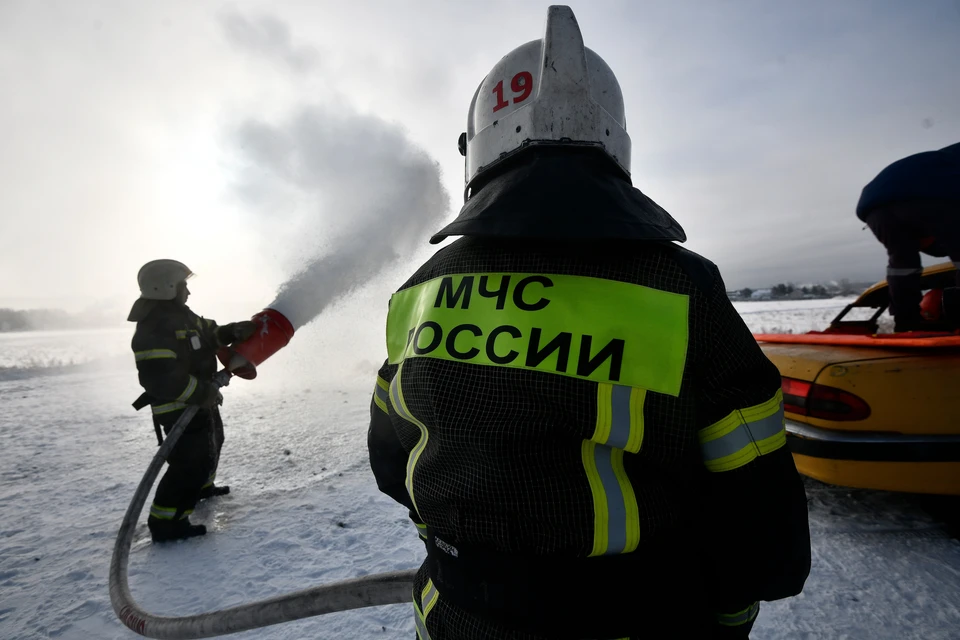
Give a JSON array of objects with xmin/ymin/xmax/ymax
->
[
  {"xmin": 856, "ymin": 142, "xmax": 960, "ymax": 221},
  {"xmin": 367, "ymin": 151, "xmax": 810, "ymax": 640},
  {"xmin": 857, "ymin": 143, "xmax": 960, "ymax": 331},
  {"xmin": 130, "ymin": 301, "xmax": 227, "ymax": 428}
]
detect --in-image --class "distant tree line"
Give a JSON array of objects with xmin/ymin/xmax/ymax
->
[
  {"xmin": 769, "ymin": 283, "xmax": 830, "ymax": 297},
  {"xmin": 731, "ymin": 278, "xmax": 866, "ymax": 301},
  {"xmin": 0, "ymin": 308, "xmax": 81, "ymax": 332}
]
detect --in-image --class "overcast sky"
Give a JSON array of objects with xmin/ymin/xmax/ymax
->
[{"xmin": 2, "ymin": 0, "xmax": 959, "ymax": 321}]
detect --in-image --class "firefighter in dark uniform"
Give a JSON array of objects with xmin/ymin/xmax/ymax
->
[
  {"xmin": 367, "ymin": 7, "xmax": 811, "ymax": 639},
  {"xmin": 857, "ymin": 142, "xmax": 960, "ymax": 332},
  {"xmin": 128, "ymin": 259, "xmax": 256, "ymax": 543}
]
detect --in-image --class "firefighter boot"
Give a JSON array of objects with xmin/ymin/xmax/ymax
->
[{"xmin": 148, "ymin": 516, "xmax": 207, "ymax": 543}]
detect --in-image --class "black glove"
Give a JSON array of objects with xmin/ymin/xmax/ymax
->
[
  {"xmin": 217, "ymin": 321, "xmax": 258, "ymax": 346},
  {"xmin": 192, "ymin": 383, "xmax": 223, "ymax": 408}
]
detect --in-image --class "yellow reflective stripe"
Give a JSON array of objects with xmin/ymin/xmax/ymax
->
[
  {"xmin": 373, "ymin": 376, "xmax": 389, "ymax": 413},
  {"xmin": 421, "ymin": 579, "xmax": 440, "ymax": 617},
  {"xmin": 386, "ymin": 273, "xmax": 689, "ymax": 395},
  {"xmin": 582, "ymin": 441, "xmax": 607, "ymax": 556},
  {"xmin": 581, "ymin": 441, "xmax": 639, "ymax": 556},
  {"xmin": 718, "ymin": 602, "xmax": 760, "ymax": 626},
  {"xmin": 175, "ymin": 330, "xmax": 188, "ymax": 339},
  {"xmin": 390, "ymin": 364, "xmax": 427, "ymax": 518},
  {"xmin": 699, "ymin": 390, "xmax": 786, "ymax": 472},
  {"xmin": 149, "ymin": 504, "xmax": 178, "ymax": 520},
  {"xmin": 176, "ymin": 376, "xmax": 198, "ymax": 403},
  {"xmin": 415, "ymin": 522, "xmax": 427, "ymax": 540},
  {"xmin": 413, "ymin": 590, "xmax": 432, "ymax": 640},
  {"xmin": 611, "ymin": 448, "xmax": 640, "ymax": 554},
  {"xmin": 594, "ymin": 383, "xmax": 645, "ymax": 453},
  {"xmin": 594, "ymin": 383, "xmax": 613, "ymax": 444},
  {"xmin": 135, "ymin": 349, "xmax": 176, "ymax": 362},
  {"xmin": 627, "ymin": 388, "xmax": 645, "ymax": 453},
  {"xmin": 152, "ymin": 401, "xmax": 187, "ymax": 415}
]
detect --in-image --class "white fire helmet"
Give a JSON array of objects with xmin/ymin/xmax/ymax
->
[
  {"xmin": 460, "ymin": 5, "xmax": 630, "ymax": 189},
  {"xmin": 136, "ymin": 259, "xmax": 193, "ymax": 300}
]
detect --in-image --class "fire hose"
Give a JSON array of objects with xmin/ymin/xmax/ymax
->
[{"xmin": 109, "ymin": 310, "xmax": 417, "ymax": 638}]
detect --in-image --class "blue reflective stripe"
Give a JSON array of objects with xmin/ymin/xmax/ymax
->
[
  {"xmin": 594, "ymin": 384, "xmax": 644, "ymax": 453},
  {"xmin": 413, "ymin": 591, "xmax": 432, "ymax": 640},
  {"xmin": 593, "ymin": 444, "xmax": 628, "ymax": 555},
  {"xmin": 373, "ymin": 378, "xmax": 389, "ymax": 413},
  {"xmin": 699, "ymin": 391, "xmax": 786, "ymax": 472},
  {"xmin": 421, "ymin": 580, "xmax": 439, "ymax": 617},
  {"xmin": 607, "ymin": 385, "xmax": 632, "ymax": 449},
  {"xmin": 414, "ymin": 614, "xmax": 429, "ymax": 640},
  {"xmin": 701, "ymin": 409, "xmax": 784, "ymax": 461}
]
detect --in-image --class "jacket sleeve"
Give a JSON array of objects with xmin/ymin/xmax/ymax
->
[
  {"xmin": 132, "ymin": 326, "xmax": 214, "ymax": 406},
  {"xmin": 693, "ymin": 270, "xmax": 811, "ymax": 632},
  {"xmin": 367, "ymin": 360, "xmax": 426, "ymax": 541}
]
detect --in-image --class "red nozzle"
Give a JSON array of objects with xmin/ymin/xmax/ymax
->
[{"xmin": 217, "ymin": 308, "xmax": 295, "ymax": 379}]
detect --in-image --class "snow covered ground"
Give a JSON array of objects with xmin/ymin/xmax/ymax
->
[{"xmin": 2, "ymin": 298, "xmax": 959, "ymax": 640}]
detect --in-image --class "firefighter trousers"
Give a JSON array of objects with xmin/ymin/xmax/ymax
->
[{"xmin": 150, "ymin": 408, "xmax": 224, "ymax": 522}]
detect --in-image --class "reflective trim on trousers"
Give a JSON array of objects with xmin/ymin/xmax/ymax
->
[
  {"xmin": 150, "ymin": 504, "xmax": 193, "ymax": 520},
  {"xmin": 718, "ymin": 602, "xmax": 760, "ymax": 626}
]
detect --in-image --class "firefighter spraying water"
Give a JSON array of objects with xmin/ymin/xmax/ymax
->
[{"xmin": 111, "ymin": 268, "xmax": 412, "ymax": 639}]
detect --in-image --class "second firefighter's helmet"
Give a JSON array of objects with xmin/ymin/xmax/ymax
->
[
  {"xmin": 459, "ymin": 5, "xmax": 630, "ymax": 190},
  {"xmin": 136, "ymin": 259, "xmax": 193, "ymax": 300}
]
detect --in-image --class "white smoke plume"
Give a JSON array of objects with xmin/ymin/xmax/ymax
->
[{"xmin": 231, "ymin": 107, "xmax": 451, "ymax": 331}]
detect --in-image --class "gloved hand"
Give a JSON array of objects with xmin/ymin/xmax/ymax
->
[
  {"xmin": 217, "ymin": 321, "xmax": 258, "ymax": 346},
  {"xmin": 195, "ymin": 384, "xmax": 224, "ymax": 408}
]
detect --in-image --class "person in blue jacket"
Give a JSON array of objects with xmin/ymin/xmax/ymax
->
[{"xmin": 857, "ymin": 142, "xmax": 960, "ymax": 331}]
